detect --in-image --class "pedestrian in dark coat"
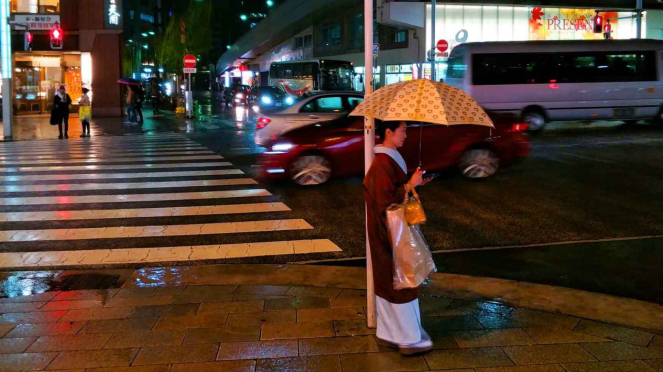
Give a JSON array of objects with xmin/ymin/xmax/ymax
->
[{"xmin": 54, "ymin": 85, "xmax": 72, "ymax": 139}]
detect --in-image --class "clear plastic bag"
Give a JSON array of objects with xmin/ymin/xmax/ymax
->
[{"xmin": 386, "ymin": 203, "xmax": 437, "ymax": 289}]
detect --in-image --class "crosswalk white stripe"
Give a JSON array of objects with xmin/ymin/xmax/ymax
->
[
  {"xmin": 0, "ymin": 219, "xmax": 312, "ymax": 242},
  {"xmin": 0, "ymin": 161, "xmax": 232, "ymax": 172},
  {"xmin": 0, "ymin": 151, "xmax": 216, "ymax": 160},
  {"xmin": 0, "ymin": 143, "xmax": 207, "ymax": 150},
  {"xmin": 0, "ymin": 147, "xmax": 209, "ymax": 154},
  {"xmin": 0, "ymin": 155, "xmax": 223, "ymax": 165},
  {"xmin": 0, "ymin": 202, "xmax": 290, "ymax": 222},
  {"xmin": 0, "ymin": 169, "xmax": 244, "ymax": 181},
  {"xmin": 0, "ymin": 149, "xmax": 214, "ymax": 158},
  {"xmin": 0, "ymin": 179, "xmax": 257, "ymax": 193},
  {"xmin": 0, "ymin": 189, "xmax": 270, "ymax": 206},
  {"xmin": 0, "ymin": 239, "xmax": 341, "ymax": 267}
]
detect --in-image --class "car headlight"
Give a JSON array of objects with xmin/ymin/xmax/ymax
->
[
  {"xmin": 261, "ymin": 96, "xmax": 273, "ymax": 104},
  {"xmin": 235, "ymin": 93, "xmax": 244, "ymax": 99},
  {"xmin": 272, "ymin": 143, "xmax": 293, "ymax": 151},
  {"xmin": 285, "ymin": 96, "xmax": 294, "ymax": 105}
]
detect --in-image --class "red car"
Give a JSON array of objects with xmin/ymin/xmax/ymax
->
[{"xmin": 259, "ymin": 115, "xmax": 530, "ymax": 186}]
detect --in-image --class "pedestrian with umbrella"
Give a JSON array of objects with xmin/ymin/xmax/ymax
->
[
  {"xmin": 353, "ymin": 79, "xmax": 494, "ymax": 355},
  {"xmin": 117, "ymin": 78, "xmax": 141, "ymax": 124}
]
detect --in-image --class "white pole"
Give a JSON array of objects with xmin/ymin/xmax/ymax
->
[
  {"xmin": 636, "ymin": 0, "xmax": 643, "ymax": 39},
  {"xmin": 430, "ymin": 0, "xmax": 436, "ymax": 81},
  {"xmin": 187, "ymin": 72, "xmax": 192, "ymax": 118},
  {"xmin": 364, "ymin": 0, "xmax": 376, "ymax": 329},
  {"xmin": 1, "ymin": 0, "xmax": 13, "ymax": 138}
]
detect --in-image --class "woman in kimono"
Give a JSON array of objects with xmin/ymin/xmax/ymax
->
[{"xmin": 364, "ymin": 120, "xmax": 432, "ymax": 355}]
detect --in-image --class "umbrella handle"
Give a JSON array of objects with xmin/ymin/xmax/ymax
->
[{"xmin": 418, "ymin": 122, "xmax": 423, "ymax": 168}]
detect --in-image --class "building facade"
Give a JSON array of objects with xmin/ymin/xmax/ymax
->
[
  {"xmin": 219, "ymin": 0, "xmax": 663, "ymax": 91},
  {"xmin": 7, "ymin": 0, "xmax": 124, "ymax": 117}
]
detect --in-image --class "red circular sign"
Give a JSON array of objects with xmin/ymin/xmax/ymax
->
[
  {"xmin": 436, "ymin": 40, "xmax": 448, "ymax": 53},
  {"xmin": 183, "ymin": 54, "xmax": 197, "ymax": 68}
]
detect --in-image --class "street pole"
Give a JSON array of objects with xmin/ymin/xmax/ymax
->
[
  {"xmin": 636, "ymin": 0, "xmax": 643, "ymax": 39},
  {"xmin": 430, "ymin": 0, "xmax": 436, "ymax": 81},
  {"xmin": 187, "ymin": 72, "xmax": 192, "ymax": 118},
  {"xmin": 364, "ymin": 0, "xmax": 376, "ymax": 329},
  {"xmin": 1, "ymin": 0, "xmax": 13, "ymax": 138}
]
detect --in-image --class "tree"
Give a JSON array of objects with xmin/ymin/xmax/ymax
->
[{"xmin": 156, "ymin": 0, "xmax": 213, "ymax": 72}]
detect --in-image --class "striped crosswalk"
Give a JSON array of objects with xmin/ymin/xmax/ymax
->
[{"xmin": 0, "ymin": 133, "xmax": 341, "ymax": 268}]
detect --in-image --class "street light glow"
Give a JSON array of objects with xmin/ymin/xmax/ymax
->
[
  {"xmin": 239, "ymin": 14, "xmax": 248, "ymax": 21},
  {"xmin": 226, "ymin": 45, "xmax": 231, "ymax": 50},
  {"xmin": 266, "ymin": 0, "xmax": 273, "ymax": 7}
]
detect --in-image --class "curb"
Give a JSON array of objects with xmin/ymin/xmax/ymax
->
[{"xmin": 121, "ymin": 264, "xmax": 663, "ymax": 333}]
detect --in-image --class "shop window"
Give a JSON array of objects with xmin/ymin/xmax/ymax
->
[
  {"xmin": 11, "ymin": 0, "xmax": 59, "ymax": 13},
  {"xmin": 303, "ymin": 35, "xmax": 312, "ymax": 47}
]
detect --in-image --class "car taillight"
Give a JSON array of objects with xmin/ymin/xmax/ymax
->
[
  {"xmin": 511, "ymin": 123, "xmax": 528, "ymax": 132},
  {"xmin": 257, "ymin": 118, "xmax": 271, "ymax": 129}
]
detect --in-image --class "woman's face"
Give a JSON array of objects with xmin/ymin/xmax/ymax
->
[
  {"xmin": 59, "ymin": 88, "xmax": 65, "ymax": 95},
  {"xmin": 387, "ymin": 122, "xmax": 407, "ymax": 148}
]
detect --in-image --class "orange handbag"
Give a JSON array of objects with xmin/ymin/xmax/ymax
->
[{"xmin": 405, "ymin": 187, "xmax": 426, "ymax": 226}]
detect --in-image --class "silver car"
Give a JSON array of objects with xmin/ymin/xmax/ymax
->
[{"xmin": 254, "ymin": 92, "xmax": 364, "ymax": 147}]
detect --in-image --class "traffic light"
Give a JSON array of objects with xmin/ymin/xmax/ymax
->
[
  {"xmin": 593, "ymin": 13, "xmax": 603, "ymax": 33},
  {"xmin": 603, "ymin": 21, "xmax": 612, "ymax": 40},
  {"xmin": 50, "ymin": 28, "xmax": 63, "ymax": 49},
  {"xmin": 24, "ymin": 31, "xmax": 33, "ymax": 51}
]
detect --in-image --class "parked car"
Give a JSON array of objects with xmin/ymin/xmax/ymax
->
[
  {"xmin": 224, "ymin": 85, "xmax": 252, "ymax": 106},
  {"xmin": 259, "ymin": 115, "xmax": 530, "ymax": 186},
  {"xmin": 254, "ymin": 91, "xmax": 364, "ymax": 147},
  {"xmin": 249, "ymin": 86, "xmax": 294, "ymax": 111}
]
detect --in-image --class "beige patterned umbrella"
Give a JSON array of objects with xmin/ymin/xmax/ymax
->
[{"xmin": 350, "ymin": 79, "xmax": 493, "ymax": 127}]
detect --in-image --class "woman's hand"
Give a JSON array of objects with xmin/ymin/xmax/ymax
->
[{"xmin": 408, "ymin": 168, "xmax": 431, "ymax": 189}]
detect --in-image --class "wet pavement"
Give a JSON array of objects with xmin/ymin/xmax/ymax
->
[
  {"xmin": 1, "ymin": 93, "xmax": 663, "ymax": 306},
  {"xmin": 0, "ymin": 264, "xmax": 660, "ymax": 372}
]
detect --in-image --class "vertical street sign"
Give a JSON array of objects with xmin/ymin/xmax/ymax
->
[{"xmin": 183, "ymin": 55, "xmax": 197, "ymax": 118}]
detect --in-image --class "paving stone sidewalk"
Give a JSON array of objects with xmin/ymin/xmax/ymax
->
[{"xmin": 0, "ymin": 266, "xmax": 661, "ymax": 371}]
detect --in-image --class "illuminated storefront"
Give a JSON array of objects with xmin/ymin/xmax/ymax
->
[
  {"xmin": 425, "ymin": 5, "xmax": 647, "ymax": 79},
  {"xmin": 6, "ymin": 0, "xmax": 124, "ymax": 116}
]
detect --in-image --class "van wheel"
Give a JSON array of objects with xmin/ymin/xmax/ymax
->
[
  {"xmin": 524, "ymin": 111, "xmax": 546, "ymax": 132},
  {"xmin": 459, "ymin": 149, "xmax": 499, "ymax": 179},
  {"xmin": 290, "ymin": 155, "xmax": 332, "ymax": 186}
]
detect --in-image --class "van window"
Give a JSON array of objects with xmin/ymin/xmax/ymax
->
[
  {"xmin": 446, "ymin": 53, "xmax": 466, "ymax": 79},
  {"xmin": 473, "ymin": 51, "xmax": 657, "ymax": 85}
]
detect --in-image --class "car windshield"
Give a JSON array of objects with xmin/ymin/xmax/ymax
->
[{"xmin": 260, "ymin": 87, "xmax": 285, "ymax": 97}]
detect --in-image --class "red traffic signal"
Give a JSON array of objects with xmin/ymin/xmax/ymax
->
[
  {"xmin": 50, "ymin": 28, "xmax": 63, "ymax": 50},
  {"xmin": 593, "ymin": 14, "xmax": 603, "ymax": 33},
  {"xmin": 24, "ymin": 32, "xmax": 33, "ymax": 51}
]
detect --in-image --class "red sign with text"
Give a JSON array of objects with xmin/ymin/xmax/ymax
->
[
  {"xmin": 436, "ymin": 40, "xmax": 448, "ymax": 53},
  {"xmin": 183, "ymin": 55, "xmax": 197, "ymax": 68}
]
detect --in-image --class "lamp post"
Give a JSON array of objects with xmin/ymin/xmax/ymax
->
[
  {"xmin": 1, "ymin": 0, "xmax": 12, "ymax": 138},
  {"xmin": 364, "ymin": 0, "xmax": 376, "ymax": 329}
]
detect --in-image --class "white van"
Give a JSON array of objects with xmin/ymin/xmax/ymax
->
[{"xmin": 445, "ymin": 40, "xmax": 663, "ymax": 131}]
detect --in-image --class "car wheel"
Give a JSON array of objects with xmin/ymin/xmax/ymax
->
[
  {"xmin": 459, "ymin": 149, "xmax": 499, "ymax": 179},
  {"xmin": 290, "ymin": 155, "xmax": 332, "ymax": 186},
  {"xmin": 523, "ymin": 111, "xmax": 546, "ymax": 132}
]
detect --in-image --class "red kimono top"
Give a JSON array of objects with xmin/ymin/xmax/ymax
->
[{"xmin": 364, "ymin": 151, "xmax": 420, "ymax": 304}]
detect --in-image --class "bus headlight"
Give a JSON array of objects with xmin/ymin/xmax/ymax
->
[
  {"xmin": 261, "ymin": 96, "xmax": 273, "ymax": 105},
  {"xmin": 285, "ymin": 96, "xmax": 294, "ymax": 105}
]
